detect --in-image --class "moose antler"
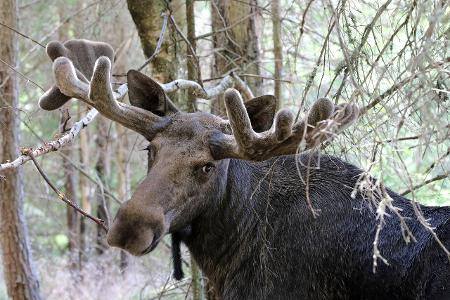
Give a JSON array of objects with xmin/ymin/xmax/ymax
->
[
  {"xmin": 39, "ymin": 40, "xmax": 169, "ymax": 140},
  {"xmin": 209, "ymin": 89, "xmax": 359, "ymax": 161}
]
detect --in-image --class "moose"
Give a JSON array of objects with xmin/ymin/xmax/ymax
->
[{"xmin": 39, "ymin": 39, "xmax": 449, "ymax": 299}]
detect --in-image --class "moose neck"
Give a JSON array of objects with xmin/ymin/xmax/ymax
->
[
  {"xmin": 181, "ymin": 154, "xmax": 450, "ymax": 299},
  {"xmin": 184, "ymin": 157, "xmax": 287, "ymax": 295}
]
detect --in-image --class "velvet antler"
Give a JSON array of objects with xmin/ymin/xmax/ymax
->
[
  {"xmin": 209, "ymin": 89, "xmax": 359, "ymax": 161},
  {"xmin": 38, "ymin": 40, "xmax": 169, "ymax": 140}
]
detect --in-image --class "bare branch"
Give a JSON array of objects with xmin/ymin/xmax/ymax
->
[
  {"xmin": 400, "ymin": 174, "xmax": 449, "ymax": 196},
  {"xmin": 0, "ymin": 108, "xmax": 98, "ymax": 172},
  {"xmin": 136, "ymin": 13, "xmax": 169, "ymax": 72},
  {"xmin": 24, "ymin": 149, "xmax": 108, "ymax": 232},
  {"xmin": 0, "ymin": 21, "xmax": 45, "ymax": 47}
]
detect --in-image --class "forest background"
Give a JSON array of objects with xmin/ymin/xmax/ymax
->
[{"xmin": 0, "ymin": 0, "xmax": 448, "ymax": 299}]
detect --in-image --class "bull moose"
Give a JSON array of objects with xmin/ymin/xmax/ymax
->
[{"xmin": 39, "ymin": 40, "xmax": 450, "ymax": 300}]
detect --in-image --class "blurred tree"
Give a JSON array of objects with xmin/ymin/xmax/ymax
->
[
  {"xmin": 59, "ymin": 107, "xmax": 81, "ymax": 273},
  {"xmin": 0, "ymin": 0, "xmax": 42, "ymax": 299},
  {"xmin": 111, "ymin": 9, "xmax": 131, "ymax": 274},
  {"xmin": 78, "ymin": 103, "xmax": 90, "ymax": 267}
]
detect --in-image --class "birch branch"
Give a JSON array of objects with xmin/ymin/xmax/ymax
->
[
  {"xmin": 0, "ymin": 108, "xmax": 98, "ymax": 172},
  {"xmin": 0, "ymin": 83, "xmax": 127, "ymax": 172},
  {"xmin": 158, "ymin": 73, "xmax": 244, "ymax": 99},
  {"xmin": 230, "ymin": 72, "xmax": 254, "ymax": 100}
]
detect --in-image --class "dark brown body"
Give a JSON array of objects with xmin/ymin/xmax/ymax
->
[{"xmin": 182, "ymin": 154, "xmax": 449, "ymax": 299}]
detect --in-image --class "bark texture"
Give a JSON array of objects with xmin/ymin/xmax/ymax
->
[
  {"xmin": 211, "ymin": 0, "xmax": 262, "ymax": 89},
  {"xmin": 211, "ymin": 0, "xmax": 262, "ymax": 114},
  {"xmin": 127, "ymin": 0, "xmax": 175, "ymax": 82},
  {"xmin": 0, "ymin": 0, "xmax": 42, "ymax": 299}
]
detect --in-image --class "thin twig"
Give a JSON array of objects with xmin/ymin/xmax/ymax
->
[
  {"xmin": 0, "ymin": 58, "xmax": 45, "ymax": 92},
  {"xmin": 24, "ymin": 149, "xmax": 108, "ymax": 232},
  {"xmin": 168, "ymin": 14, "xmax": 203, "ymax": 87},
  {"xmin": 137, "ymin": 13, "xmax": 169, "ymax": 72},
  {"xmin": 0, "ymin": 21, "xmax": 45, "ymax": 47},
  {"xmin": 400, "ymin": 174, "xmax": 448, "ymax": 196}
]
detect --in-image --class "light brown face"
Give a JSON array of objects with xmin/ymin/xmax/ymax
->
[{"xmin": 106, "ymin": 112, "xmax": 230, "ymax": 256}]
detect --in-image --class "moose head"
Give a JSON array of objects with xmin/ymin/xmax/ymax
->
[{"xmin": 39, "ymin": 39, "xmax": 359, "ymax": 257}]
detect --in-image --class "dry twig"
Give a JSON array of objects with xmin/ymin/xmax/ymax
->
[{"xmin": 24, "ymin": 149, "xmax": 108, "ymax": 232}]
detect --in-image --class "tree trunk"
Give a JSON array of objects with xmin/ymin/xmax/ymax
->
[
  {"xmin": 127, "ymin": 0, "xmax": 187, "ymax": 104},
  {"xmin": 210, "ymin": 0, "xmax": 262, "ymax": 114},
  {"xmin": 0, "ymin": 1, "xmax": 42, "ymax": 299},
  {"xmin": 271, "ymin": 0, "xmax": 283, "ymax": 109},
  {"xmin": 186, "ymin": 2, "xmax": 204, "ymax": 299},
  {"xmin": 127, "ymin": 0, "xmax": 177, "ymax": 83}
]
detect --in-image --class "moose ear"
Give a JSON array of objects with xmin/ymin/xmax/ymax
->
[
  {"xmin": 244, "ymin": 95, "xmax": 277, "ymax": 132},
  {"xmin": 127, "ymin": 70, "xmax": 178, "ymax": 116}
]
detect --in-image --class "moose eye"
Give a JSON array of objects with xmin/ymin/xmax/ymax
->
[{"xmin": 201, "ymin": 163, "xmax": 215, "ymax": 174}]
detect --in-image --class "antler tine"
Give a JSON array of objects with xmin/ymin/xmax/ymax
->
[
  {"xmin": 224, "ymin": 90, "xmax": 295, "ymax": 156},
  {"xmin": 212, "ymin": 89, "xmax": 358, "ymax": 161},
  {"xmin": 301, "ymin": 102, "xmax": 360, "ymax": 150},
  {"xmin": 52, "ymin": 57, "xmax": 90, "ymax": 102},
  {"xmin": 53, "ymin": 56, "xmax": 168, "ymax": 140},
  {"xmin": 223, "ymin": 89, "xmax": 258, "ymax": 150}
]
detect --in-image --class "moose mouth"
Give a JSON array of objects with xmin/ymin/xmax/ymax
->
[{"xmin": 140, "ymin": 232, "xmax": 162, "ymax": 255}]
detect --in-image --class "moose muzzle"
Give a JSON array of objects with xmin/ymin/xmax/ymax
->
[{"xmin": 106, "ymin": 200, "xmax": 166, "ymax": 256}]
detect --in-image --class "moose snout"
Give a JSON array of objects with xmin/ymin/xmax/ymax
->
[{"xmin": 106, "ymin": 201, "xmax": 166, "ymax": 256}]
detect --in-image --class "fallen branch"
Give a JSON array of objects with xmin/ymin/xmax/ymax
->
[{"xmin": 24, "ymin": 149, "xmax": 108, "ymax": 232}]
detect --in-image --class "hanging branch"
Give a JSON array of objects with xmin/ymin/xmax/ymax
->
[{"xmin": 23, "ymin": 149, "xmax": 108, "ymax": 232}]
